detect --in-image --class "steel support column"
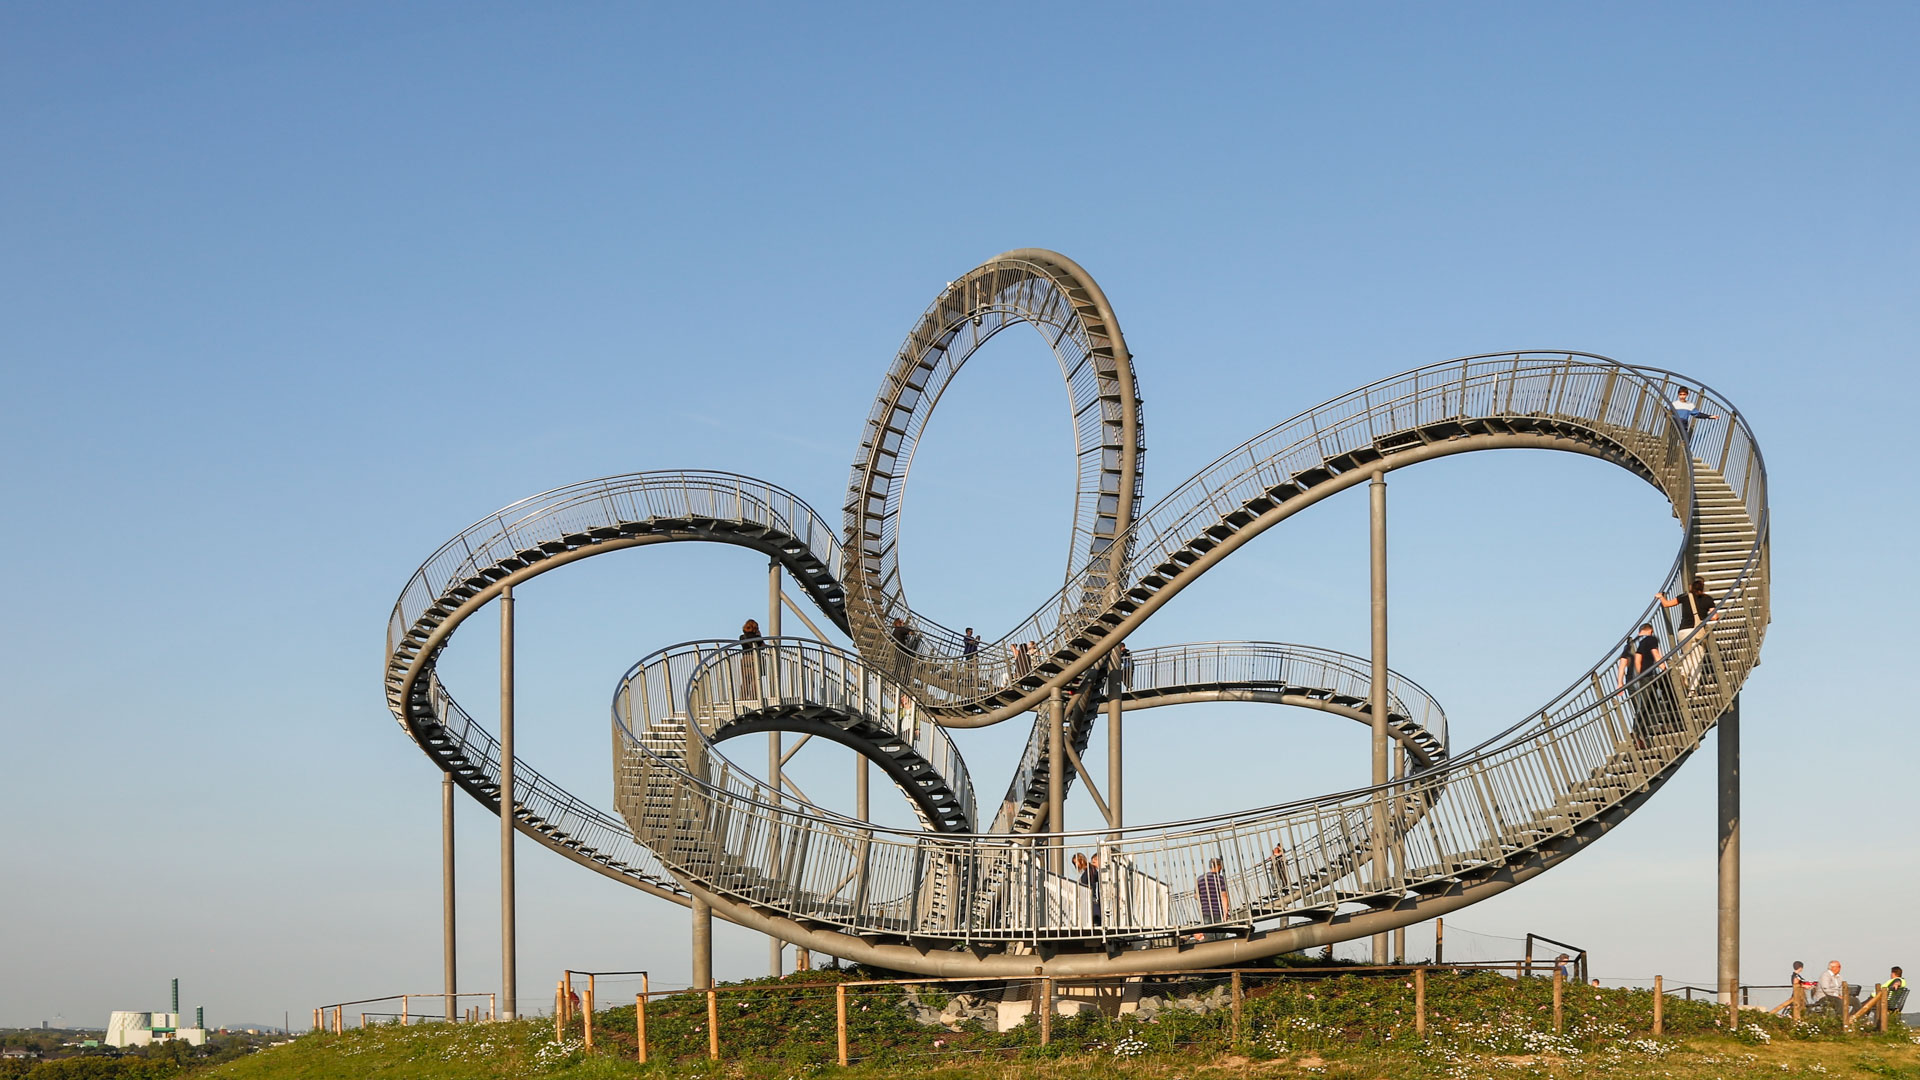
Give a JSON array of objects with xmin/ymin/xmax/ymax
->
[
  {"xmin": 1107, "ymin": 677, "xmax": 1123, "ymax": 834},
  {"xmin": 442, "ymin": 773, "xmax": 457, "ymax": 1022},
  {"xmin": 499, "ymin": 586, "xmax": 517, "ymax": 1020},
  {"xmin": 1368, "ymin": 472, "xmax": 1389, "ymax": 965},
  {"xmin": 691, "ymin": 897, "xmax": 714, "ymax": 990},
  {"xmin": 1392, "ymin": 749, "xmax": 1405, "ymax": 964},
  {"xmin": 767, "ymin": 559, "xmax": 784, "ymax": 977},
  {"xmin": 1718, "ymin": 696, "xmax": 1741, "ymax": 1011},
  {"xmin": 1048, "ymin": 686, "xmax": 1065, "ymax": 876}
]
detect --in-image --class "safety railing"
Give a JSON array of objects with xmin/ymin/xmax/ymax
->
[
  {"xmin": 387, "ymin": 470, "xmax": 844, "ymax": 678},
  {"xmin": 422, "ymin": 671, "xmax": 681, "ymax": 893},
  {"xmin": 1121, "ymin": 641, "xmax": 1448, "ymax": 757},
  {"xmin": 872, "ymin": 355, "xmax": 1754, "ymax": 719},
  {"xmin": 606, "ymin": 360, "xmax": 1767, "ymax": 945},
  {"xmin": 839, "ymin": 254, "xmax": 1144, "ymax": 685},
  {"xmin": 613, "ymin": 638, "xmax": 976, "ymax": 832}
]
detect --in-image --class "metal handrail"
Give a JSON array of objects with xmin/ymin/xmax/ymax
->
[
  {"xmin": 603, "ymin": 358, "xmax": 1766, "ymax": 945},
  {"xmin": 387, "ymin": 470, "xmax": 845, "ymax": 667},
  {"xmin": 863, "ymin": 354, "xmax": 1759, "ymax": 724},
  {"xmin": 1120, "ymin": 640, "xmax": 1448, "ymax": 755},
  {"xmin": 381, "ymin": 348, "xmax": 1767, "ymax": 951},
  {"xmin": 612, "ymin": 637, "xmax": 976, "ymax": 832}
]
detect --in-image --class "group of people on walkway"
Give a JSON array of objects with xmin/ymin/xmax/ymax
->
[{"xmin": 1617, "ymin": 576, "xmax": 1726, "ymax": 746}]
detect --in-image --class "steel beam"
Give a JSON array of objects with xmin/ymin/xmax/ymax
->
[
  {"xmin": 1048, "ymin": 686, "xmax": 1065, "ymax": 875},
  {"xmin": 1369, "ymin": 472, "xmax": 1389, "ymax": 965},
  {"xmin": 691, "ymin": 897, "xmax": 713, "ymax": 990},
  {"xmin": 499, "ymin": 585, "xmax": 517, "ymax": 1021},
  {"xmin": 1106, "ymin": 680, "xmax": 1123, "ymax": 834},
  {"xmin": 442, "ymin": 774, "xmax": 457, "ymax": 1022},
  {"xmin": 1718, "ymin": 696, "xmax": 1741, "ymax": 1010},
  {"xmin": 769, "ymin": 559, "xmax": 785, "ymax": 978}
]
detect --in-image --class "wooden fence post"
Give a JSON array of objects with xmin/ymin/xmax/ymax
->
[
  {"xmin": 554, "ymin": 984, "xmax": 563, "ymax": 1042},
  {"xmin": 638, "ymin": 975, "xmax": 649, "ymax": 1064},
  {"xmin": 707, "ymin": 988, "xmax": 720, "ymax": 1060},
  {"xmin": 1231, "ymin": 971, "xmax": 1244, "ymax": 1049},
  {"xmin": 1792, "ymin": 981, "xmax": 1804, "ymax": 1021},
  {"xmin": 836, "ymin": 984, "xmax": 849, "ymax": 1067},
  {"xmin": 583, "ymin": 985, "xmax": 594, "ymax": 1051},
  {"xmin": 1653, "ymin": 976, "xmax": 1664, "ymax": 1035},
  {"xmin": 1553, "ymin": 971, "xmax": 1564, "ymax": 1034},
  {"xmin": 1415, "ymin": 968, "xmax": 1427, "ymax": 1038},
  {"xmin": 1878, "ymin": 988, "xmax": 1890, "ymax": 1033},
  {"xmin": 401, "ymin": 996, "xmax": 408, "ymax": 1027},
  {"xmin": 312, "ymin": 1009, "xmax": 320, "ymax": 1032},
  {"xmin": 1841, "ymin": 983, "xmax": 1851, "ymax": 1032},
  {"xmin": 564, "ymin": 972, "xmax": 574, "ymax": 1029},
  {"xmin": 1039, "ymin": 977, "xmax": 1053, "ymax": 1046}
]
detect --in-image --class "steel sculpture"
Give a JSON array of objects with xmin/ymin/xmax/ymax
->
[{"xmin": 386, "ymin": 249, "xmax": 1768, "ymax": 978}]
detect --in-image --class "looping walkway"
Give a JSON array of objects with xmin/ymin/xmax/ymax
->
[{"xmin": 384, "ymin": 250, "xmax": 1768, "ymax": 976}]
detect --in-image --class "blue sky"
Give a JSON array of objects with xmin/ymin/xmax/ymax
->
[{"xmin": 1, "ymin": 3, "xmax": 1914, "ymax": 1029}]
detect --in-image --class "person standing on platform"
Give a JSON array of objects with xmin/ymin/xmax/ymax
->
[
  {"xmin": 739, "ymin": 619, "xmax": 764, "ymax": 699},
  {"xmin": 1267, "ymin": 841, "xmax": 1291, "ymax": 899},
  {"xmin": 1671, "ymin": 387, "xmax": 1720, "ymax": 443},
  {"xmin": 1194, "ymin": 857, "xmax": 1228, "ymax": 936}
]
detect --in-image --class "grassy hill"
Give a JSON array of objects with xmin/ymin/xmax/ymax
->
[{"xmin": 26, "ymin": 969, "xmax": 1909, "ymax": 1080}]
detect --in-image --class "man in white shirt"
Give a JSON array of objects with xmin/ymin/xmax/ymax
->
[{"xmin": 1814, "ymin": 960, "xmax": 1847, "ymax": 1014}]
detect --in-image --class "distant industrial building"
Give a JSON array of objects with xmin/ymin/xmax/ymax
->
[{"xmin": 105, "ymin": 979, "xmax": 207, "ymax": 1048}]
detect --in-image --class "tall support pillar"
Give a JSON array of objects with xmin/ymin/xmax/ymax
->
[
  {"xmin": 1368, "ymin": 472, "xmax": 1390, "ymax": 966},
  {"xmin": 1391, "ymin": 750, "xmax": 1406, "ymax": 963},
  {"xmin": 691, "ymin": 898, "xmax": 714, "ymax": 990},
  {"xmin": 1048, "ymin": 686, "xmax": 1065, "ymax": 876},
  {"xmin": 499, "ymin": 586, "xmax": 517, "ymax": 1021},
  {"xmin": 766, "ymin": 559, "xmax": 785, "ymax": 977},
  {"xmin": 442, "ymin": 774, "xmax": 457, "ymax": 1022},
  {"xmin": 1718, "ymin": 696, "xmax": 1741, "ymax": 1011},
  {"xmin": 1106, "ymin": 683, "xmax": 1123, "ymax": 834},
  {"xmin": 852, "ymin": 747, "xmax": 870, "ymax": 916}
]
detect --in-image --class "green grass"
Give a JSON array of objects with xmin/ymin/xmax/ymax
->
[{"xmin": 184, "ymin": 970, "xmax": 1920, "ymax": 1080}]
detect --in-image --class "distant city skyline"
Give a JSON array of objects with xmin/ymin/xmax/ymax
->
[{"xmin": 2, "ymin": 3, "xmax": 1914, "ymax": 1027}]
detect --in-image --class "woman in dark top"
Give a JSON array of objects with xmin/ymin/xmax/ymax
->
[
  {"xmin": 1656, "ymin": 577, "xmax": 1717, "ymax": 631},
  {"xmin": 1656, "ymin": 577, "xmax": 1717, "ymax": 690}
]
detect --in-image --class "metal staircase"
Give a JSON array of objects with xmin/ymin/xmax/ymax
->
[
  {"xmin": 382, "ymin": 248, "xmax": 1767, "ymax": 979},
  {"xmin": 603, "ymin": 354, "xmax": 1767, "ymax": 975}
]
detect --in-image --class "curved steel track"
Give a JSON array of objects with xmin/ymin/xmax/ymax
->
[{"xmin": 385, "ymin": 249, "xmax": 1768, "ymax": 973}]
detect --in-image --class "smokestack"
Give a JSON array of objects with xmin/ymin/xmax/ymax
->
[
  {"xmin": 196, "ymin": 1006, "xmax": 203, "ymax": 1030},
  {"xmin": 171, "ymin": 979, "xmax": 179, "ymax": 1020}
]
